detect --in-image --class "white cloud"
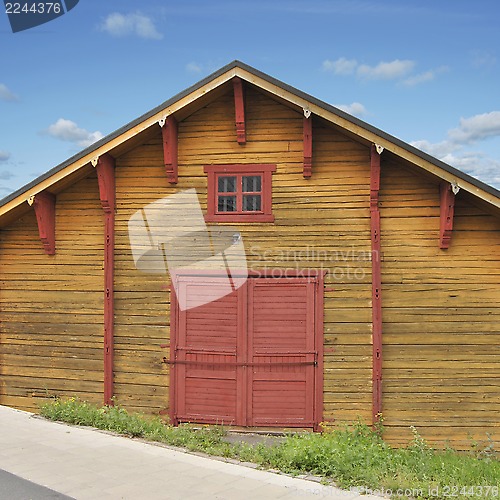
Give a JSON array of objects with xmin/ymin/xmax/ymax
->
[
  {"xmin": 0, "ymin": 185, "xmax": 14, "ymax": 197},
  {"xmin": 322, "ymin": 58, "xmax": 447, "ymax": 87},
  {"xmin": 335, "ymin": 102, "xmax": 367, "ymax": 117},
  {"xmin": 403, "ymin": 70, "xmax": 435, "ymax": 86},
  {"xmin": 44, "ymin": 118, "xmax": 104, "ymax": 148},
  {"xmin": 411, "ymin": 111, "xmax": 500, "ymax": 189},
  {"xmin": 447, "ymin": 111, "xmax": 500, "ymax": 145},
  {"xmin": 357, "ymin": 59, "xmax": 415, "ymax": 80},
  {"xmin": 442, "ymin": 152, "xmax": 500, "ymax": 189},
  {"xmin": 322, "ymin": 58, "xmax": 358, "ymax": 75},
  {"xmin": 410, "ymin": 139, "xmax": 457, "ymax": 158},
  {"xmin": 403, "ymin": 66, "xmax": 449, "ymax": 87},
  {"xmin": 412, "ymin": 141, "xmax": 500, "ymax": 189},
  {"xmin": 0, "ymin": 83, "xmax": 19, "ymax": 102},
  {"xmin": 186, "ymin": 62, "xmax": 203, "ymax": 73},
  {"xmin": 469, "ymin": 50, "xmax": 496, "ymax": 69},
  {"xmin": 0, "ymin": 150, "xmax": 11, "ymax": 162},
  {"xmin": 0, "ymin": 170, "xmax": 15, "ymax": 180},
  {"xmin": 100, "ymin": 12, "xmax": 163, "ymax": 40}
]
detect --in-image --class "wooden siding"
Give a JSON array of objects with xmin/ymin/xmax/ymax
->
[
  {"xmin": 113, "ymin": 87, "xmax": 373, "ymax": 420},
  {"xmin": 0, "ymin": 83, "xmax": 498, "ymax": 449},
  {"xmin": 380, "ymin": 159, "xmax": 500, "ymax": 448},
  {"xmin": 111, "ymin": 87, "xmax": 500, "ymax": 446},
  {"xmin": 114, "ymin": 128, "xmax": 172, "ymax": 415},
  {"xmin": 0, "ymin": 174, "xmax": 104, "ymax": 410}
]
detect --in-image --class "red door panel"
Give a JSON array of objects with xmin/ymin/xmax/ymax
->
[
  {"xmin": 247, "ymin": 279, "xmax": 316, "ymax": 426},
  {"xmin": 175, "ymin": 277, "xmax": 246, "ymax": 425}
]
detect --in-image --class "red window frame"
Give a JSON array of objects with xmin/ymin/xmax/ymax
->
[{"xmin": 204, "ymin": 164, "xmax": 276, "ymax": 222}]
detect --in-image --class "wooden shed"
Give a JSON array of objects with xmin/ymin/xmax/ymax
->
[{"xmin": 1, "ymin": 61, "xmax": 499, "ymax": 448}]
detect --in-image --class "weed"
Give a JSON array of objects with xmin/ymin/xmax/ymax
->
[{"xmin": 40, "ymin": 399, "xmax": 499, "ymax": 499}]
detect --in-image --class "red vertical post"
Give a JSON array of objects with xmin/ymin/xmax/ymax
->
[
  {"xmin": 303, "ymin": 116, "xmax": 313, "ymax": 178},
  {"xmin": 370, "ymin": 144, "xmax": 383, "ymax": 426},
  {"xmin": 233, "ymin": 77, "xmax": 246, "ymax": 144},
  {"xmin": 161, "ymin": 116, "xmax": 178, "ymax": 184},
  {"xmin": 96, "ymin": 153, "xmax": 116, "ymax": 406}
]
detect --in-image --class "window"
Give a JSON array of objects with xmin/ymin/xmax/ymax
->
[{"xmin": 204, "ymin": 164, "xmax": 276, "ymax": 222}]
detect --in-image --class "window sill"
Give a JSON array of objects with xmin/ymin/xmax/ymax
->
[{"xmin": 204, "ymin": 213, "xmax": 275, "ymax": 223}]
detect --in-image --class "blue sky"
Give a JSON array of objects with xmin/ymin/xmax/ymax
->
[{"xmin": 1, "ymin": 0, "xmax": 500, "ymax": 199}]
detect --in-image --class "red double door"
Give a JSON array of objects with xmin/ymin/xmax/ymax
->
[{"xmin": 171, "ymin": 276, "xmax": 321, "ymax": 428}]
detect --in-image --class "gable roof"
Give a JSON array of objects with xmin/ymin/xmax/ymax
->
[{"xmin": 1, "ymin": 60, "xmax": 499, "ymax": 226}]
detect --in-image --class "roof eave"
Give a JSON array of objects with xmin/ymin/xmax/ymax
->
[
  {"xmin": 0, "ymin": 61, "xmax": 242, "ymax": 220},
  {"xmin": 1, "ymin": 60, "xmax": 499, "ymax": 222},
  {"xmin": 232, "ymin": 64, "xmax": 500, "ymax": 207}
]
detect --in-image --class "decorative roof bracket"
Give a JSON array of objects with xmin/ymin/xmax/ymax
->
[
  {"xmin": 439, "ymin": 181, "xmax": 457, "ymax": 249},
  {"xmin": 28, "ymin": 190, "xmax": 56, "ymax": 255},
  {"xmin": 95, "ymin": 153, "xmax": 116, "ymax": 213},
  {"xmin": 160, "ymin": 115, "xmax": 178, "ymax": 184},
  {"xmin": 233, "ymin": 77, "xmax": 246, "ymax": 144},
  {"xmin": 303, "ymin": 113, "xmax": 313, "ymax": 178}
]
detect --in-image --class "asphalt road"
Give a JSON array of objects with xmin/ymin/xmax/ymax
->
[{"xmin": 0, "ymin": 469, "xmax": 74, "ymax": 500}]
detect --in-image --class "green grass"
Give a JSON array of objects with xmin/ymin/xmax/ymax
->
[{"xmin": 40, "ymin": 399, "xmax": 499, "ymax": 499}]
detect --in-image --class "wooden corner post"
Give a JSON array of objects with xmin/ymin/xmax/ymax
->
[
  {"xmin": 94, "ymin": 153, "xmax": 116, "ymax": 406},
  {"xmin": 370, "ymin": 144, "xmax": 383, "ymax": 426},
  {"xmin": 303, "ymin": 110, "xmax": 313, "ymax": 178}
]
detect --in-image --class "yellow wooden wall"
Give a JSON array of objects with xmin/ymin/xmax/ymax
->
[
  {"xmin": 1, "ymin": 84, "xmax": 498, "ymax": 449},
  {"xmin": 114, "ymin": 134, "xmax": 172, "ymax": 414},
  {"xmin": 112, "ymin": 86, "xmax": 500, "ymax": 446},
  {"xmin": 0, "ymin": 174, "xmax": 105, "ymax": 410},
  {"xmin": 380, "ymin": 159, "xmax": 500, "ymax": 448},
  {"xmin": 113, "ymin": 87, "xmax": 373, "ymax": 418}
]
